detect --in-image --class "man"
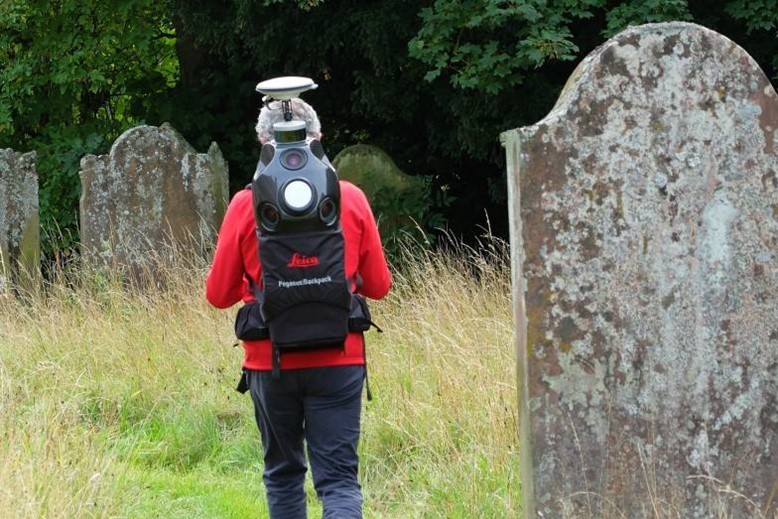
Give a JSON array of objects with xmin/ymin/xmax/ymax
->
[{"xmin": 206, "ymin": 97, "xmax": 392, "ymax": 519}]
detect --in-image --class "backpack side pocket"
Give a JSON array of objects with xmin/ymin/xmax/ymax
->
[
  {"xmin": 348, "ymin": 294, "xmax": 381, "ymax": 333},
  {"xmin": 235, "ymin": 301, "xmax": 270, "ymax": 341}
]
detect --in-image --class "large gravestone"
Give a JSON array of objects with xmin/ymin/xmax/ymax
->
[
  {"xmin": 80, "ymin": 123, "xmax": 228, "ymax": 267},
  {"xmin": 0, "ymin": 150, "xmax": 39, "ymax": 292},
  {"xmin": 333, "ymin": 144, "xmax": 416, "ymax": 191},
  {"xmin": 333, "ymin": 144, "xmax": 430, "ymax": 244},
  {"xmin": 501, "ymin": 23, "xmax": 777, "ymax": 518}
]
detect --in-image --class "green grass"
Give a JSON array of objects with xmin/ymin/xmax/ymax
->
[
  {"xmin": 0, "ymin": 238, "xmax": 520, "ymax": 518},
  {"xmin": 118, "ymin": 466, "xmax": 264, "ymax": 519}
]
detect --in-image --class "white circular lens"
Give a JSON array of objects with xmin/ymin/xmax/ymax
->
[{"xmin": 284, "ymin": 181, "xmax": 313, "ymax": 211}]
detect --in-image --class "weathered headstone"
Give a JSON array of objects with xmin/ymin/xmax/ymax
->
[
  {"xmin": 333, "ymin": 144, "xmax": 416, "ymax": 191},
  {"xmin": 333, "ymin": 144, "xmax": 430, "ymax": 244},
  {"xmin": 502, "ymin": 23, "xmax": 777, "ymax": 518},
  {"xmin": 0, "ymin": 150, "xmax": 39, "ymax": 292},
  {"xmin": 79, "ymin": 123, "xmax": 228, "ymax": 267}
]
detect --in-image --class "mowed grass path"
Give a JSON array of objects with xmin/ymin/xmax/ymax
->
[{"xmin": 0, "ymin": 239, "xmax": 519, "ymax": 518}]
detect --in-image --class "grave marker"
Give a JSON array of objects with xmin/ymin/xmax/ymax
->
[
  {"xmin": 79, "ymin": 123, "xmax": 228, "ymax": 268},
  {"xmin": 502, "ymin": 22, "xmax": 778, "ymax": 518},
  {"xmin": 0, "ymin": 149, "xmax": 39, "ymax": 292}
]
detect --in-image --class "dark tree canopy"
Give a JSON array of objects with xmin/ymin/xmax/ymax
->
[{"xmin": 1, "ymin": 0, "xmax": 776, "ymax": 255}]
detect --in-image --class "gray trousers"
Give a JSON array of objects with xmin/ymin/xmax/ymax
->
[{"xmin": 246, "ymin": 366, "xmax": 365, "ymax": 519}]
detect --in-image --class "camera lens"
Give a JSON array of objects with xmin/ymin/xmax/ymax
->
[
  {"xmin": 280, "ymin": 149, "xmax": 307, "ymax": 170},
  {"xmin": 319, "ymin": 198, "xmax": 337, "ymax": 225},
  {"xmin": 285, "ymin": 152, "xmax": 302, "ymax": 168},
  {"xmin": 259, "ymin": 203, "xmax": 280, "ymax": 231}
]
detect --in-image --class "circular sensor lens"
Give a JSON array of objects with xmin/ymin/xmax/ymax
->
[
  {"xmin": 284, "ymin": 180, "xmax": 314, "ymax": 212},
  {"xmin": 280, "ymin": 149, "xmax": 307, "ymax": 170},
  {"xmin": 259, "ymin": 203, "xmax": 280, "ymax": 231},
  {"xmin": 319, "ymin": 197, "xmax": 338, "ymax": 225}
]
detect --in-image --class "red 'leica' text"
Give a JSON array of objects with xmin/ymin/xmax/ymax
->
[{"xmin": 287, "ymin": 253, "xmax": 320, "ymax": 268}]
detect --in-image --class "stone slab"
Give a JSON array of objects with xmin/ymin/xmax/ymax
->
[
  {"xmin": 502, "ymin": 22, "xmax": 778, "ymax": 518},
  {"xmin": 0, "ymin": 149, "xmax": 39, "ymax": 292},
  {"xmin": 333, "ymin": 144, "xmax": 429, "ymax": 241},
  {"xmin": 79, "ymin": 123, "xmax": 228, "ymax": 267}
]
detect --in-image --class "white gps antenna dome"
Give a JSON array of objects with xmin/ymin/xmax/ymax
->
[
  {"xmin": 256, "ymin": 76, "xmax": 318, "ymax": 100},
  {"xmin": 256, "ymin": 76, "xmax": 318, "ymax": 142}
]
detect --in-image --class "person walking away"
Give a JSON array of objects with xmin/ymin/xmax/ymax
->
[{"xmin": 206, "ymin": 97, "xmax": 391, "ymax": 519}]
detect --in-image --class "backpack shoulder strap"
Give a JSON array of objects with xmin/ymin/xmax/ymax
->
[{"xmin": 245, "ymin": 273, "xmax": 264, "ymax": 304}]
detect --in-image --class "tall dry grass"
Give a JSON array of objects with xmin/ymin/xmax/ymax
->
[
  {"xmin": 362, "ymin": 236, "xmax": 518, "ymax": 517},
  {"xmin": 0, "ymin": 235, "xmax": 519, "ymax": 518}
]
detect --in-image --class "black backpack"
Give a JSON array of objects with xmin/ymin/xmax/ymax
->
[{"xmin": 234, "ymin": 137, "xmax": 379, "ymax": 377}]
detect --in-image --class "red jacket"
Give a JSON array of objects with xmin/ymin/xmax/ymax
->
[{"xmin": 206, "ymin": 180, "xmax": 392, "ymax": 371}]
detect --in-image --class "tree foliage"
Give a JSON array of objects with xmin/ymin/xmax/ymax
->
[
  {"xmin": 409, "ymin": 0, "xmax": 603, "ymax": 94},
  {"xmin": 1, "ymin": 0, "xmax": 776, "ymax": 253},
  {"xmin": 167, "ymin": 0, "xmax": 777, "ymax": 239},
  {"xmin": 0, "ymin": 0, "xmax": 177, "ymax": 255}
]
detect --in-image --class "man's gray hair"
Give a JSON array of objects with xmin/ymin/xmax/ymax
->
[{"xmin": 255, "ymin": 97, "xmax": 322, "ymax": 144}]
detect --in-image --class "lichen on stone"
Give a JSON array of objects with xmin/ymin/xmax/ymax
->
[
  {"xmin": 502, "ymin": 22, "xmax": 778, "ymax": 518},
  {"xmin": 79, "ymin": 124, "xmax": 229, "ymax": 269},
  {"xmin": 0, "ymin": 149, "xmax": 39, "ymax": 291}
]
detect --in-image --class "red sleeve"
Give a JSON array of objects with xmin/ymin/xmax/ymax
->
[
  {"xmin": 205, "ymin": 191, "xmax": 251, "ymax": 309},
  {"xmin": 352, "ymin": 186, "xmax": 392, "ymax": 300}
]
